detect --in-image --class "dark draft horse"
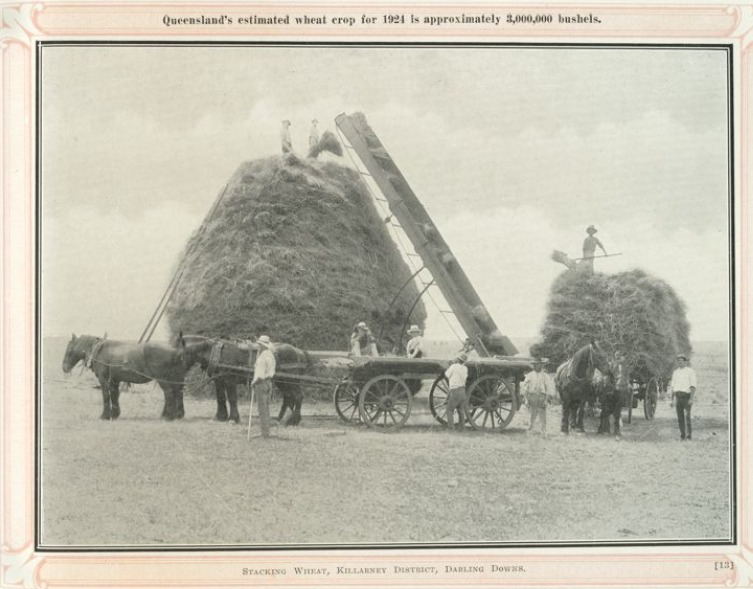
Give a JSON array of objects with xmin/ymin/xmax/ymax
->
[
  {"xmin": 61, "ymin": 333, "xmax": 196, "ymax": 420},
  {"xmin": 554, "ymin": 341, "xmax": 611, "ymax": 434},
  {"xmin": 183, "ymin": 336, "xmax": 311, "ymax": 425}
]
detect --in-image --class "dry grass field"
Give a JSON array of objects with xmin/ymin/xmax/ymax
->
[{"xmin": 39, "ymin": 338, "xmax": 732, "ymax": 547}]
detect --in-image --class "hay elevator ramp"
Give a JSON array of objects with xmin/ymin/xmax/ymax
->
[{"xmin": 335, "ymin": 112, "xmax": 517, "ymax": 358}]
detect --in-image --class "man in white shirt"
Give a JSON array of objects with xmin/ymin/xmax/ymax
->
[
  {"xmin": 251, "ymin": 335, "xmax": 277, "ymax": 438},
  {"xmin": 522, "ymin": 358, "xmax": 553, "ymax": 437},
  {"xmin": 444, "ymin": 352, "xmax": 472, "ymax": 430},
  {"xmin": 405, "ymin": 325, "xmax": 424, "ymax": 359},
  {"xmin": 670, "ymin": 354, "xmax": 697, "ymax": 441}
]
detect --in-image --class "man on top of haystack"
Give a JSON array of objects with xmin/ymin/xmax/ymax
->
[
  {"xmin": 581, "ymin": 225, "xmax": 608, "ymax": 274},
  {"xmin": 309, "ymin": 119, "xmax": 320, "ymax": 149},
  {"xmin": 281, "ymin": 120, "xmax": 292, "ymax": 154}
]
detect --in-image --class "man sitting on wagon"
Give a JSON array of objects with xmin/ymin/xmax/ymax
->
[
  {"xmin": 405, "ymin": 324, "xmax": 424, "ymax": 358},
  {"xmin": 350, "ymin": 321, "xmax": 378, "ymax": 357}
]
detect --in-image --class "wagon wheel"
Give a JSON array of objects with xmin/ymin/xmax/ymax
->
[
  {"xmin": 644, "ymin": 377, "xmax": 659, "ymax": 420},
  {"xmin": 334, "ymin": 379, "xmax": 361, "ymax": 424},
  {"xmin": 429, "ymin": 374, "xmax": 450, "ymax": 425},
  {"xmin": 358, "ymin": 374, "xmax": 412, "ymax": 430},
  {"xmin": 467, "ymin": 375, "xmax": 516, "ymax": 430}
]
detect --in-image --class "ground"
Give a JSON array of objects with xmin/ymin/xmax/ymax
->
[{"xmin": 41, "ymin": 339, "xmax": 731, "ymax": 547}]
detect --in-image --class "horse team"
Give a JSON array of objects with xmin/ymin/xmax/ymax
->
[
  {"xmin": 62, "ymin": 333, "xmax": 623, "ymax": 436},
  {"xmin": 61, "ymin": 333, "xmax": 309, "ymax": 424}
]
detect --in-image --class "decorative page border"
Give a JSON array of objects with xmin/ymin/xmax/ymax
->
[{"xmin": 2, "ymin": 2, "xmax": 749, "ymax": 587}]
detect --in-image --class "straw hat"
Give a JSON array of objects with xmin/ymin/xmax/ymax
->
[
  {"xmin": 257, "ymin": 335, "xmax": 272, "ymax": 348},
  {"xmin": 407, "ymin": 325, "xmax": 422, "ymax": 335},
  {"xmin": 455, "ymin": 352, "xmax": 468, "ymax": 363},
  {"xmin": 357, "ymin": 321, "xmax": 367, "ymax": 329},
  {"xmin": 586, "ymin": 225, "xmax": 598, "ymax": 234}
]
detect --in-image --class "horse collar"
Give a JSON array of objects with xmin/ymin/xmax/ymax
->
[{"xmin": 85, "ymin": 338, "xmax": 104, "ymax": 369}]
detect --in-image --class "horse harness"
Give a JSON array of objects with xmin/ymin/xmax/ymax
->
[
  {"xmin": 85, "ymin": 338, "xmax": 105, "ymax": 369},
  {"xmin": 561, "ymin": 346, "xmax": 595, "ymax": 384}
]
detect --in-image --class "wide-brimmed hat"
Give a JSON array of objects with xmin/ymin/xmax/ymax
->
[
  {"xmin": 407, "ymin": 324, "xmax": 422, "ymax": 335},
  {"xmin": 677, "ymin": 354, "xmax": 688, "ymax": 361},
  {"xmin": 586, "ymin": 225, "xmax": 597, "ymax": 234},
  {"xmin": 257, "ymin": 335, "xmax": 272, "ymax": 347},
  {"xmin": 455, "ymin": 352, "xmax": 468, "ymax": 362},
  {"xmin": 357, "ymin": 321, "xmax": 367, "ymax": 329}
]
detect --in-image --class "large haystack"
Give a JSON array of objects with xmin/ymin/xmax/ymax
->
[
  {"xmin": 166, "ymin": 153, "xmax": 426, "ymax": 352},
  {"xmin": 530, "ymin": 269, "xmax": 691, "ymax": 381}
]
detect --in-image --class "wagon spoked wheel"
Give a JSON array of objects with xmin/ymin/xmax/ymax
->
[
  {"xmin": 429, "ymin": 374, "xmax": 450, "ymax": 425},
  {"xmin": 644, "ymin": 377, "xmax": 659, "ymax": 420},
  {"xmin": 358, "ymin": 375, "xmax": 412, "ymax": 430},
  {"xmin": 334, "ymin": 379, "xmax": 362, "ymax": 424},
  {"xmin": 467, "ymin": 376, "xmax": 516, "ymax": 431}
]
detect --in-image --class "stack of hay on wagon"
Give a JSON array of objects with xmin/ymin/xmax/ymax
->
[
  {"xmin": 530, "ymin": 268, "xmax": 691, "ymax": 383},
  {"xmin": 166, "ymin": 152, "xmax": 427, "ymax": 354}
]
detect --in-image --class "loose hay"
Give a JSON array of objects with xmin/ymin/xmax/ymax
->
[
  {"xmin": 167, "ymin": 155, "xmax": 426, "ymax": 352},
  {"xmin": 530, "ymin": 268, "xmax": 692, "ymax": 382},
  {"xmin": 308, "ymin": 130, "xmax": 343, "ymax": 159}
]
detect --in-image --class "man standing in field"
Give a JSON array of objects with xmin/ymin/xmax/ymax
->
[
  {"xmin": 581, "ymin": 225, "xmax": 607, "ymax": 274},
  {"xmin": 523, "ymin": 358, "xmax": 553, "ymax": 437},
  {"xmin": 444, "ymin": 352, "xmax": 472, "ymax": 430},
  {"xmin": 670, "ymin": 354, "xmax": 697, "ymax": 441},
  {"xmin": 251, "ymin": 335, "xmax": 276, "ymax": 438}
]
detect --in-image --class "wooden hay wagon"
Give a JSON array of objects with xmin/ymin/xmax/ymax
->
[{"xmin": 332, "ymin": 355, "xmax": 532, "ymax": 431}]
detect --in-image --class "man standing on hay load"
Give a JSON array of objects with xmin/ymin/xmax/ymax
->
[
  {"xmin": 582, "ymin": 225, "xmax": 607, "ymax": 274},
  {"xmin": 309, "ymin": 119, "xmax": 319, "ymax": 149},
  {"xmin": 670, "ymin": 354, "xmax": 697, "ymax": 441},
  {"xmin": 251, "ymin": 335, "xmax": 276, "ymax": 438},
  {"xmin": 522, "ymin": 358, "xmax": 554, "ymax": 437},
  {"xmin": 281, "ymin": 120, "xmax": 292, "ymax": 154}
]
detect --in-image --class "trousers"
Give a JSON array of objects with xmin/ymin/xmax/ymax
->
[
  {"xmin": 527, "ymin": 392, "xmax": 547, "ymax": 433},
  {"xmin": 253, "ymin": 379, "xmax": 272, "ymax": 438},
  {"xmin": 446, "ymin": 386, "xmax": 469, "ymax": 429},
  {"xmin": 675, "ymin": 392, "xmax": 692, "ymax": 439}
]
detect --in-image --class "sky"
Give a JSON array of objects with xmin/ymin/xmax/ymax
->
[{"xmin": 41, "ymin": 45, "xmax": 732, "ymax": 347}]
